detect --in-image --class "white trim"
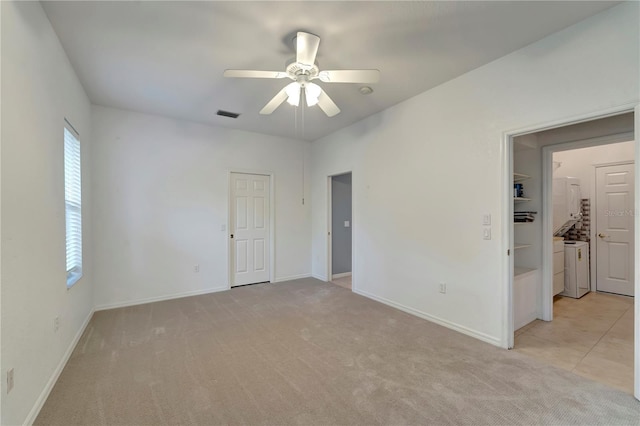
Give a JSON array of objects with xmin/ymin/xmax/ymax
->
[
  {"xmin": 592, "ymin": 159, "xmax": 634, "ymax": 168},
  {"xmin": 23, "ymin": 308, "xmax": 94, "ymax": 426},
  {"xmin": 354, "ymin": 288, "xmax": 502, "ymax": 347},
  {"xmin": 327, "ymin": 176, "xmax": 332, "ymax": 281},
  {"xmin": 541, "ymin": 146, "xmax": 554, "ymax": 321},
  {"xmin": 331, "ymin": 272, "xmax": 352, "ymax": 279},
  {"xmin": 502, "ymin": 125, "xmax": 515, "ymax": 349},
  {"xmin": 227, "ymin": 169, "xmax": 276, "ymax": 288},
  {"xmin": 94, "ymin": 287, "xmax": 228, "ymax": 311},
  {"xmin": 272, "ymin": 273, "xmax": 312, "ymax": 283},
  {"xmin": 634, "ymin": 104, "xmax": 640, "ymax": 400},
  {"xmin": 312, "ymin": 273, "xmax": 327, "ymax": 281}
]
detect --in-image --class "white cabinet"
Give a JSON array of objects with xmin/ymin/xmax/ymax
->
[{"xmin": 553, "ymin": 238, "xmax": 565, "ymax": 295}]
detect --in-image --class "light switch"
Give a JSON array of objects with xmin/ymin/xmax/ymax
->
[
  {"xmin": 344, "ymin": 221, "xmax": 350, "ymax": 228},
  {"xmin": 483, "ymin": 227, "xmax": 491, "ymax": 240},
  {"xmin": 221, "ymin": 224, "xmax": 226, "ymax": 231},
  {"xmin": 482, "ymin": 214, "xmax": 491, "ymax": 225}
]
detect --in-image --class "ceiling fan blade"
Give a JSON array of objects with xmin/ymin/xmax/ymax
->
[
  {"xmin": 224, "ymin": 70, "xmax": 288, "ymax": 79},
  {"xmin": 296, "ymin": 32, "xmax": 320, "ymax": 67},
  {"xmin": 316, "ymin": 89, "xmax": 340, "ymax": 117},
  {"xmin": 259, "ymin": 86, "xmax": 290, "ymax": 115},
  {"xmin": 318, "ymin": 70, "xmax": 380, "ymax": 83}
]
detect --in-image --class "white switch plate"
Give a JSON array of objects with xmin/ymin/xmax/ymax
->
[
  {"xmin": 194, "ymin": 265, "xmax": 200, "ymax": 273},
  {"xmin": 439, "ymin": 282, "xmax": 447, "ymax": 294},
  {"xmin": 344, "ymin": 221, "xmax": 350, "ymax": 228},
  {"xmin": 483, "ymin": 227, "xmax": 491, "ymax": 240},
  {"xmin": 482, "ymin": 214, "xmax": 491, "ymax": 225},
  {"xmin": 220, "ymin": 224, "xmax": 226, "ymax": 231}
]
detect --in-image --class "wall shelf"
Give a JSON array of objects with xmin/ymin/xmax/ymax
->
[
  {"xmin": 514, "ymin": 197, "xmax": 531, "ymax": 202},
  {"xmin": 514, "ymin": 267, "xmax": 537, "ymax": 278},
  {"xmin": 513, "ymin": 173, "xmax": 531, "ymax": 182},
  {"xmin": 514, "ymin": 244, "xmax": 532, "ymax": 250}
]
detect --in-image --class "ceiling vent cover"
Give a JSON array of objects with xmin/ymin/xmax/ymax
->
[{"xmin": 216, "ymin": 110, "xmax": 240, "ymax": 119}]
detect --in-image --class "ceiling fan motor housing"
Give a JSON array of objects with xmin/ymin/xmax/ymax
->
[{"xmin": 286, "ymin": 58, "xmax": 319, "ymax": 82}]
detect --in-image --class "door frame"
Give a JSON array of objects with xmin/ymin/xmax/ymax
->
[
  {"xmin": 227, "ymin": 169, "xmax": 276, "ymax": 289},
  {"xmin": 501, "ymin": 102, "xmax": 640, "ymax": 400},
  {"xmin": 592, "ymin": 160, "xmax": 635, "ymax": 294},
  {"xmin": 543, "ymin": 137, "xmax": 634, "ymax": 304},
  {"xmin": 326, "ymin": 171, "xmax": 354, "ymax": 290}
]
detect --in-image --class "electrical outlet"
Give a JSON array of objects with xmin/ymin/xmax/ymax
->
[
  {"xmin": 439, "ymin": 282, "xmax": 447, "ymax": 294},
  {"xmin": 7, "ymin": 368, "xmax": 14, "ymax": 394},
  {"xmin": 54, "ymin": 316, "xmax": 60, "ymax": 332},
  {"xmin": 194, "ymin": 265, "xmax": 200, "ymax": 273}
]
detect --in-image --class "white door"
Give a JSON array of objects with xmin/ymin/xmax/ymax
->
[
  {"xmin": 596, "ymin": 163, "xmax": 635, "ymax": 296},
  {"xmin": 230, "ymin": 173, "xmax": 270, "ymax": 287}
]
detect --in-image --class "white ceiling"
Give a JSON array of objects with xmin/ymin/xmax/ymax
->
[{"xmin": 42, "ymin": 1, "xmax": 618, "ymax": 141}]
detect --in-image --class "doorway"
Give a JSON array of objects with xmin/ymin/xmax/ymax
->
[
  {"xmin": 230, "ymin": 172, "xmax": 271, "ymax": 287},
  {"xmin": 506, "ymin": 111, "xmax": 638, "ymax": 396},
  {"xmin": 329, "ymin": 172, "xmax": 352, "ymax": 290}
]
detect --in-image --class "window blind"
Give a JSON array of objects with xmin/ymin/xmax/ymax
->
[{"xmin": 64, "ymin": 127, "xmax": 82, "ymax": 287}]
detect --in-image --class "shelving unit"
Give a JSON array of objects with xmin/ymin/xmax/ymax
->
[
  {"xmin": 514, "ymin": 244, "xmax": 532, "ymax": 250},
  {"xmin": 513, "ymin": 171, "xmax": 538, "ymax": 329},
  {"xmin": 514, "ymin": 267, "xmax": 536, "ymax": 278}
]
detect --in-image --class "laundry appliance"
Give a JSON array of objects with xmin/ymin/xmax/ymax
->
[
  {"xmin": 562, "ymin": 241, "xmax": 590, "ymax": 299},
  {"xmin": 553, "ymin": 177, "xmax": 582, "ymax": 236}
]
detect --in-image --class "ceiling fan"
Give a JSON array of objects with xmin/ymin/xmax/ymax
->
[{"xmin": 223, "ymin": 31, "xmax": 380, "ymax": 117}]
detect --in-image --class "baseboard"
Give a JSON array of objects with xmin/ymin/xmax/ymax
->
[
  {"xmin": 95, "ymin": 286, "xmax": 228, "ymax": 311},
  {"xmin": 272, "ymin": 273, "xmax": 311, "ymax": 283},
  {"xmin": 23, "ymin": 308, "xmax": 95, "ymax": 426},
  {"xmin": 353, "ymin": 288, "xmax": 502, "ymax": 347},
  {"xmin": 312, "ymin": 273, "xmax": 328, "ymax": 282},
  {"xmin": 331, "ymin": 272, "xmax": 352, "ymax": 279}
]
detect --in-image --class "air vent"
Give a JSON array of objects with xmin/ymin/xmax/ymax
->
[{"xmin": 216, "ymin": 110, "xmax": 240, "ymax": 119}]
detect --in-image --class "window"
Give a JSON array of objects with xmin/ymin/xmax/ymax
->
[{"xmin": 64, "ymin": 126, "xmax": 82, "ymax": 287}]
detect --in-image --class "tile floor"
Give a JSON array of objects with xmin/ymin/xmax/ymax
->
[
  {"xmin": 514, "ymin": 292, "xmax": 634, "ymax": 393},
  {"xmin": 331, "ymin": 275, "xmax": 352, "ymax": 290}
]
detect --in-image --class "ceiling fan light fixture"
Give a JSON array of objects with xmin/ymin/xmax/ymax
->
[
  {"xmin": 305, "ymin": 83, "xmax": 321, "ymax": 107},
  {"xmin": 285, "ymin": 82, "xmax": 300, "ymax": 106}
]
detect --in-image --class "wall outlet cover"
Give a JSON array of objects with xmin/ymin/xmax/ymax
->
[{"xmin": 7, "ymin": 368, "xmax": 14, "ymax": 394}]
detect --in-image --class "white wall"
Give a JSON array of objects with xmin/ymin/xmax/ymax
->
[
  {"xmin": 91, "ymin": 106, "xmax": 311, "ymax": 309},
  {"xmin": 311, "ymin": 3, "xmax": 639, "ymax": 346},
  {"xmin": 1, "ymin": 2, "xmax": 93, "ymax": 425},
  {"xmin": 554, "ymin": 141, "xmax": 635, "ymax": 197}
]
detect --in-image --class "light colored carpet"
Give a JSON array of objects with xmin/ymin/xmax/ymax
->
[{"xmin": 36, "ymin": 278, "xmax": 640, "ymax": 425}]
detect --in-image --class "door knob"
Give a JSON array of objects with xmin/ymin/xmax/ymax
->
[{"xmin": 598, "ymin": 233, "xmax": 607, "ymax": 238}]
